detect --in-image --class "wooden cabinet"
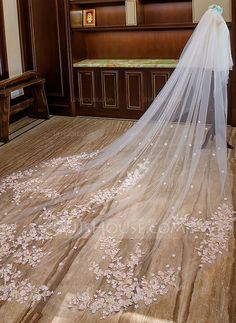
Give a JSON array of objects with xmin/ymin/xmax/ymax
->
[
  {"xmin": 70, "ymin": 0, "xmax": 194, "ymax": 120},
  {"xmin": 74, "ymin": 66, "xmax": 173, "ymax": 119}
]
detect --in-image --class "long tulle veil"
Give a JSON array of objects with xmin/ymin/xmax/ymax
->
[{"xmin": 0, "ymin": 6, "xmax": 235, "ymax": 320}]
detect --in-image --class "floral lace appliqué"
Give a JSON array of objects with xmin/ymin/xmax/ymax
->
[
  {"xmin": 40, "ymin": 151, "xmax": 100, "ymax": 171},
  {"xmin": 68, "ymin": 237, "xmax": 176, "ymax": 319},
  {"xmin": 172, "ymin": 203, "xmax": 236, "ymax": 265},
  {"xmin": 0, "ymin": 151, "xmax": 100, "ymax": 205},
  {"xmin": 0, "ymin": 149, "xmax": 235, "ymax": 313},
  {"xmin": 0, "ymin": 264, "xmax": 53, "ymax": 304},
  {"xmin": 0, "ymin": 157, "xmax": 150, "ymax": 305}
]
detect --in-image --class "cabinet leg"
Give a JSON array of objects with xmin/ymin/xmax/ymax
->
[
  {"xmin": 25, "ymin": 82, "xmax": 50, "ymax": 119},
  {"xmin": 0, "ymin": 96, "xmax": 10, "ymax": 143}
]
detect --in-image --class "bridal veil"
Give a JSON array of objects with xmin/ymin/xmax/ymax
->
[{"xmin": 0, "ymin": 5, "xmax": 235, "ymax": 320}]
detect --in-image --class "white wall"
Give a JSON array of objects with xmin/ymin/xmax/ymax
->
[
  {"xmin": 192, "ymin": 0, "xmax": 232, "ymax": 22},
  {"xmin": 2, "ymin": 0, "xmax": 22, "ymax": 77}
]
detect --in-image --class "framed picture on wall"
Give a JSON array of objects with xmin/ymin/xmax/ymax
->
[
  {"xmin": 70, "ymin": 10, "xmax": 83, "ymax": 28},
  {"xmin": 125, "ymin": 0, "xmax": 137, "ymax": 26},
  {"xmin": 83, "ymin": 9, "xmax": 96, "ymax": 27},
  {"xmin": 192, "ymin": 0, "xmax": 232, "ymax": 22}
]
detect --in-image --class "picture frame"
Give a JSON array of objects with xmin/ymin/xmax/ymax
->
[
  {"xmin": 83, "ymin": 9, "xmax": 96, "ymax": 28},
  {"xmin": 125, "ymin": 0, "xmax": 137, "ymax": 26},
  {"xmin": 70, "ymin": 10, "xmax": 83, "ymax": 28}
]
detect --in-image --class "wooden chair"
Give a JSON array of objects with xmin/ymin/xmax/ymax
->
[{"xmin": 0, "ymin": 71, "xmax": 50, "ymax": 143}]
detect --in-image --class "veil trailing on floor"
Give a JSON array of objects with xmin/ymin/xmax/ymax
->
[{"xmin": 0, "ymin": 5, "xmax": 235, "ymax": 320}]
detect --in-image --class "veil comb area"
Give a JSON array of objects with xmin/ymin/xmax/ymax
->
[
  {"xmin": 208, "ymin": 4, "xmax": 224, "ymax": 15},
  {"xmin": 0, "ymin": 6, "xmax": 235, "ymax": 321}
]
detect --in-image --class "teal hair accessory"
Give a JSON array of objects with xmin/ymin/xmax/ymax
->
[{"xmin": 209, "ymin": 4, "xmax": 223, "ymax": 15}]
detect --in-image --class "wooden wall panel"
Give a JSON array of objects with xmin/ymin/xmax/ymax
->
[
  {"xmin": 17, "ymin": 0, "xmax": 75, "ymax": 116},
  {"xmin": 95, "ymin": 5, "xmax": 126, "ymax": 26},
  {"xmin": 83, "ymin": 30, "xmax": 192, "ymax": 59},
  {"xmin": 71, "ymin": 31, "xmax": 86, "ymax": 61},
  {"xmin": 143, "ymin": 2, "xmax": 192, "ymax": 24},
  {"xmin": 28, "ymin": 0, "xmax": 64, "ymax": 97}
]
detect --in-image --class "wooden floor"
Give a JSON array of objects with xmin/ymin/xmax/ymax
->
[{"xmin": 0, "ymin": 116, "xmax": 236, "ymax": 323}]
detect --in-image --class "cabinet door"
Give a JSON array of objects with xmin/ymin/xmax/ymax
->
[
  {"xmin": 77, "ymin": 69, "xmax": 121, "ymax": 117},
  {"xmin": 125, "ymin": 71, "xmax": 147, "ymax": 112},
  {"xmin": 150, "ymin": 70, "xmax": 171, "ymax": 101},
  {"xmin": 101, "ymin": 70, "xmax": 119, "ymax": 109},
  {"xmin": 78, "ymin": 70, "xmax": 96, "ymax": 108}
]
